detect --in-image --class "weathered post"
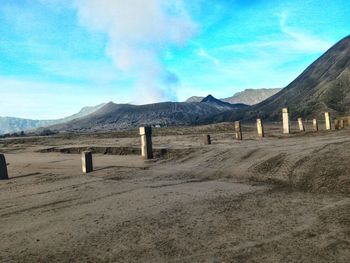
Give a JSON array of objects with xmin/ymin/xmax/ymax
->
[
  {"xmin": 339, "ymin": 119, "xmax": 344, "ymax": 129},
  {"xmin": 347, "ymin": 116, "xmax": 350, "ymax": 127},
  {"xmin": 82, "ymin": 151, "xmax": 93, "ymax": 174},
  {"xmin": 313, "ymin": 119, "xmax": 319, "ymax": 131},
  {"xmin": 334, "ymin": 119, "xmax": 339, "ymax": 130},
  {"xmin": 139, "ymin": 126, "xmax": 153, "ymax": 159},
  {"xmin": 256, "ymin": 118, "xmax": 264, "ymax": 138},
  {"xmin": 324, "ymin": 112, "xmax": 331, "ymax": 130},
  {"xmin": 298, "ymin": 117, "xmax": 305, "ymax": 132},
  {"xmin": 282, "ymin": 108, "xmax": 290, "ymax": 134},
  {"xmin": 0, "ymin": 154, "xmax": 9, "ymax": 180},
  {"xmin": 203, "ymin": 135, "xmax": 211, "ymax": 145},
  {"xmin": 235, "ymin": 121, "xmax": 242, "ymax": 140}
]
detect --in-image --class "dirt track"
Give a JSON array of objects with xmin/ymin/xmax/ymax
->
[{"xmin": 0, "ymin": 123, "xmax": 349, "ymax": 262}]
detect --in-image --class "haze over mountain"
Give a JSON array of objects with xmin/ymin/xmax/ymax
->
[
  {"xmin": 206, "ymin": 35, "xmax": 350, "ymax": 123},
  {"xmin": 185, "ymin": 88, "xmax": 282, "ymax": 105},
  {"xmin": 0, "ymin": 104, "xmax": 105, "ymax": 135},
  {"xmin": 46, "ymin": 96, "xmax": 248, "ymax": 133},
  {"xmin": 222, "ymin": 88, "xmax": 282, "ymax": 105}
]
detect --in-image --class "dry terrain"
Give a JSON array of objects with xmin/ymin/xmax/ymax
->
[{"xmin": 0, "ymin": 122, "xmax": 349, "ymax": 262}]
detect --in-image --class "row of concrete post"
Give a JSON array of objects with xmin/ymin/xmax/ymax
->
[
  {"xmin": 1, "ymin": 109, "xmax": 349, "ymax": 178},
  {"xmin": 282, "ymin": 108, "xmax": 347, "ymax": 134},
  {"xmin": 81, "ymin": 126, "xmax": 154, "ymax": 174},
  {"xmin": 232, "ymin": 108, "xmax": 347, "ymax": 142},
  {"xmin": 233, "ymin": 118, "xmax": 265, "ymax": 141},
  {"xmin": 61, "ymin": 113, "xmax": 350, "ymax": 175}
]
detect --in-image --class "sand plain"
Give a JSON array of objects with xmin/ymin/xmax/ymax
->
[{"xmin": 0, "ymin": 122, "xmax": 349, "ymax": 262}]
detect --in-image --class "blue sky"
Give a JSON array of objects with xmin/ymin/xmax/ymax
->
[{"xmin": 0, "ymin": 0, "xmax": 349, "ymax": 119}]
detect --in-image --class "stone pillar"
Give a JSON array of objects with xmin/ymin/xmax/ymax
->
[
  {"xmin": 203, "ymin": 135, "xmax": 211, "ymax": 145},
  {"xmin": 313, "ymin": 119, "xmax": 318, "ymax": 131},
  {"xmin": 339, "ymin": 119, "xmax": 344, "ymax": 129},
  {"xmin": 256, "ymin": 118, "xmax": 264, "ymax": 138},
  {"xmin": 298, "ymin": 118, "xmax": 305, "ymax": 132},
  {"xmin": 235, "ymin": 121, "xmax": 242, "ymax": 140},
  {"xmin": 324, "ymin": 112, "xmax": 331, "ymax": 130},
  {"xmin": 0, "ymin": 154, "xmax": 9, "ymax": 180},
  {"xmin": 82, "ymin": 151, "xmax": 93, "ymax": 174},
  {"xmin": 139, "ymin": 126, "xmax": 153, "ymax": 160},
  {"xmin": 282, "ymin": 108, "xmax": 290, "ymax": 134},
  {"xmin": 334, "ymin": 119, "xmax": 339, "ymax": 130}
]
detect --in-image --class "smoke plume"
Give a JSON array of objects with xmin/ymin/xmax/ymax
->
[{"xmin": 74, "ymin": 0, "xmax": 197, "ymax": 103}]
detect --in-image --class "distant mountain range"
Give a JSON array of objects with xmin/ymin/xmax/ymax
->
[
  {"xmin": 44, "ymin": 97, "xmax": 248, "ymax": 133},
  {"xmin": 185, "ymin": 88, "xmax": 282, "ymax": 105},
  {"xmin": 0, "ymin": 104, "xmax": 105, "ymax": 134}
]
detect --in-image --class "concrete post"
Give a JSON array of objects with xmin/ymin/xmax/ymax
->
[
  {"xmin": 334, "ymin": 119, "xmax": 339, "ymax": 130},
  {"xmin": 257, "ymin": 118, "xmax": 264, "ymax": 138},
  {"xmin": 139, "ymin": 126, "xmax": 153, "ymax": 160},
  {"xmin": 0, "ymin": 154, "xmax": 8, "ymax": 180},
  {"xmin": 282, "ymin": 108, "xmax": 290, "ymax": 134},
  {"xmin": 235, "ymin": 121, "xmax": 242, "ymax": 140},
  {"xmin": 298, "ymin": 118, "xmax": 305, "ymax": 132},
  {"xmin": 339, "ymin": 119, "xmax": 344, "ymax": 129},
  {"xmin": 203, "ymin": 135, "xmax": 211, "ymax": 145},
  {"xmin": 325, "ymin": 112, "xmax": 331, "ymax": 130},
  {"xmin": 82, "ymin": 151, "xmax": 93, "ymax": 174},
  {"xmin": 313, "ymin": 119, "xmax": 318, "ymax": 131}
]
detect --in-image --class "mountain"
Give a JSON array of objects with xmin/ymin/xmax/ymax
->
[
  {"xmin": 222, "ymin": 88, "xmax": 282, "ymax": 105},
  {"xmin": 0, "ymin": 103, "xmax": 105, "ymax": 135},
  {"xmin": 57, "ymin": 104, "xmax": 106, "ymax": 123},
  {"xmin": 46, "ymin": 98, "xmax": 248, "ymax": 133},
  {"xmin": 0, "ymin": 118, "xmax": 54, "ymax": 135},
  {"xmin": 206, "ymin": 35, "xmax": 350, "ymax": 122},
  {"xmin": 186, "ymin": 96, "xmax": 204, "ymax": 103},
  {"xmin": 185, "ymin": 88, "xmax": 282, "ymax": 105},
  {"xmin": 200, "ymin": 95, "xmax": 246, "ymax": 109}
]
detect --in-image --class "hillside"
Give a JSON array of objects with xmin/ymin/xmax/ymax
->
[
  {"xmin": 47, "ymin": 98, "xmax": 248, "ymax": 132},
  {"xmin": 207, "ymin": 35, "xmax": 350, "ymax": 122}
]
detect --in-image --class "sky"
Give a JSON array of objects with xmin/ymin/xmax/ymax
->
[{"xmin": 0, "ymin": 0, "xmax": 349, "ymax": 119}]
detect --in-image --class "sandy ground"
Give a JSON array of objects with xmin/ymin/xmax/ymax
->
[{"xmin": 0, "ymin": 122, "xmax": 349, "ymax": 262}]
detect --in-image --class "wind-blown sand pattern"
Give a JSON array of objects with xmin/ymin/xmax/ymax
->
[{"xmin": 0, "ymin": 122, "xmax": 349, "ymax": 262}]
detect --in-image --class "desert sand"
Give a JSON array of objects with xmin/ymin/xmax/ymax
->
[{"xmin": 0, "ymin": 122, "xmax": 349, "ymax": 262}]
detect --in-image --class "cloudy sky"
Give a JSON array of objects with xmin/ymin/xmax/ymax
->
[{"xmin": 0, "ymin": 0, "xmax": 349, "ymax": 119}]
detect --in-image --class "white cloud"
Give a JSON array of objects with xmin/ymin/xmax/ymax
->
[
  {"xmin": 73, "ymin": 0, "xmax": 197, "ymax": 103},
  {"xmin": 220, "ymin": 12, "xmax": 332, "ymax": 55},
  {"xmin": 197, "ymin": 47, "xmax": 220, "ymax": 66},
  {"xmin": 278, "ymin": 12, "xmax": 332, "ymax": 53}
]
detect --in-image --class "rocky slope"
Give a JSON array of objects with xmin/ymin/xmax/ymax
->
[{"xmin": 47, "ymin": 97, "xmax": 248, "ymax": 132}]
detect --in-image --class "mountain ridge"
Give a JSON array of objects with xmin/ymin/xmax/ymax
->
[
  {"xmin": 0, "ymin": 103, "xmax": 106, "ymax": 134},
  {"xmin": 202, "ymin": 35, "xmax": 350, "ymax": 123},
  {"xmin": 45, "ymin": 97, "xmax": 248, "ymax": 133},
  {"xmin": 185, "ymin": 88, "xmax": 282, "ymax": 105}
]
